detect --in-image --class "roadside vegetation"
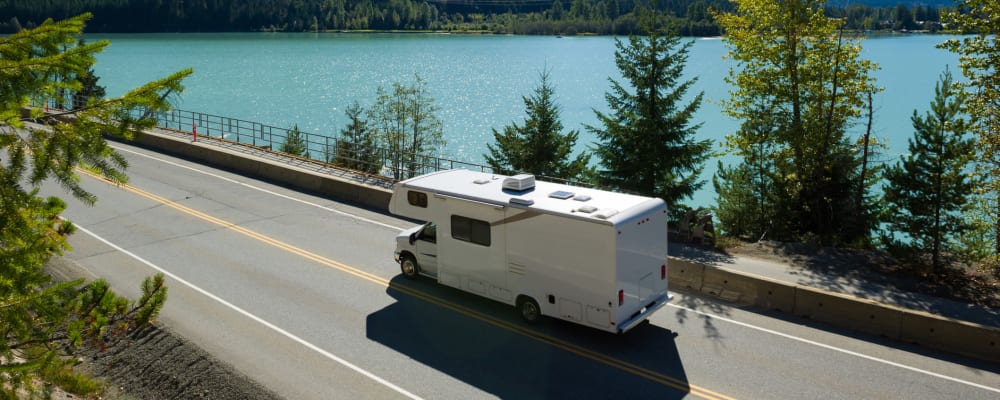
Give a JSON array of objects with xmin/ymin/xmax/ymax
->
[
  {"xmin": 0, "ymin": 14, "xmax": 190, "ymax": 398},
  {"xmin": 331, "ymin": 0, "xmax": 999, "ymax": 304},
  {"xmin": 2, "ymin": 3, "xmax": 997, "ymax": 397},
  {"xmin": 1, "ymin": 0, "xmax": 952, "ymax": 36}
]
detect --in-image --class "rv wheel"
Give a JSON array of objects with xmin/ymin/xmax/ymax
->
[
  {"xmin": 400, "ymin": 255, "xmax": 420, "ymax": 279},
  {"xmin": 517, "ymin": 297, "xmax": 541, "ymax": 324}
]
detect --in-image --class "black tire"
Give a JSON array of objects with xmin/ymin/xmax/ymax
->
[
  {"xmin": 517, "ymin": 296, "xmax": 541, "ymax": 324},
  {"xmin": 400, "ymin": 254, "xmax": 420, "ymax": 279}
]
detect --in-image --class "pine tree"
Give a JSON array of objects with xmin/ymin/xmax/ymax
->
[
  {"xmin": 484, "ymin": 70, "xmax": 590, "ymax": 181},
  {"xmin": 281, "ymin": 123, "xmax": 308, "ymax": 157},
  {"xmin": 1, "ymin": 14, "xmax": 183, "ymax": 395},
  {"xmin": 71, "ymin": 38, "xmax": 106, "ymax": 110},
  {"xmin": 332, "ymin": 101, "xmax": 380, "ymax": 174},
  {"xmin": 712, "ymin": 101, "xmax": 782, "ymax": 240},
  {"xmin": 587, "ymin": 7, "xmax": 711, "ymax": 209},
  {"xmin": 882, "ymin": 68, "xmax": 975, "ymax": 273}
]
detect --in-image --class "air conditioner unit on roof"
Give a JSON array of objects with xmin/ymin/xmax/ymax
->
[{"xmin": 503, "ymin": 174, "xmax": 535, "ymax": 191}]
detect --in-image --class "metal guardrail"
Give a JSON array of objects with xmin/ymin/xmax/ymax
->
[
  {"xmin": 37, "ymin": 96, "xmax": 591, "ymax": 187},
  {"xmin": 136, "ymin": 108, "xmax": 496, "ymax": 181}
]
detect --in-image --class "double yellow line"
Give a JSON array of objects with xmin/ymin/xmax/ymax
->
[{"xmin": 79, "ymin": 168, "xmax": 734, "ymax": 400}]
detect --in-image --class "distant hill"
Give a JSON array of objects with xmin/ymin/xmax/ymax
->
[{"xmin": 827, "ymin": 0, "xmax": 957, "ymax": 7}]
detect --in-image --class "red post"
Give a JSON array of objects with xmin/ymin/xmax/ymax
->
[
  {"xmin": 193, "ymin": 122, "xmax": 198, "ymax": 142},
  {"xmin": 45, "ymin": 100, "xmax": 48, "ymax": 112}
]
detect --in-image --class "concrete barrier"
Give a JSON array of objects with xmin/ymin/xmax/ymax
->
[
  {"xmin": 793, "ymin": 285, "xmax": 904, "ymax": 339},
  {"xmin": 126, "ymin": 126, "xmax": 1000, "ymax": 364},
  {"xmin": 667, "ymin": 258, "xmax": 705, "ymax": 291},
  {"xmin": 129, "ymin": 130, "xmax": 392, "ymax": 211},
  {"xmin": 900, "ymin": 310, "xmax": 1000, "ymax": 363}
]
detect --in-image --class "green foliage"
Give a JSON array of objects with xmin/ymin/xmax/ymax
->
[
  {"xmin": 0, "ymin": 0, "xmax": 953, "ymax": 36},
  {"xmin": 1, "ymin": 14, "xmax": 182, "ymax": 397},
  {"xmin": 713, "ymin": 0, "xmax": 880, "ymax": 246},
  {"xmin": 2, "ymin": 0, "xmax": 937, "ymax": 36},
  {"xmin": 281, "ymin": 124, "xmax": 308, "ymax": 157},
  {"xmin": 367, "ymin": 75, "xmax": 444, "ymax": 180},
  {"xmin": 882, "ymin": 69, "xmax": 975, "ymax": 272},
  {"xmin": 939, "ymin": 0, "xmax": 1000, "ymax": 264},
  {"xmin": 331, "ymin": 100, "xmax": 381, "ymax": 174},
  {"xmin": 588, "ymin": 7, "xmax": 712, "ymax": 210},
  {"xmin": 484, "ymin": 70, "xmax": 591, "ymax": 182}
]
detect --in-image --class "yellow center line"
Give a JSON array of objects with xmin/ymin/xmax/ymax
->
[{"xmin": 79, "ymin": 169, "xmax": 734, "ymax": 400}]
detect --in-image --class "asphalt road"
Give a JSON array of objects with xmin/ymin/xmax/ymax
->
[{"xmin": 42, "ymin": 141, "xmax": 1000, "ymax": 400}]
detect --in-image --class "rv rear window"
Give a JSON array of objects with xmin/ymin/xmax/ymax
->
[
  {"xmin": 451, "ymin": 215, "xmax": 491, "ymax": 247},
  {"xmin": 407, "ymin": 191, "xmax": 428, "ymax": 208}
]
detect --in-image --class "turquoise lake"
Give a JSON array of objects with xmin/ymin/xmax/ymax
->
[{"xmin": 87, "ymin": 33, "xmax": 962, "ymax": 208}]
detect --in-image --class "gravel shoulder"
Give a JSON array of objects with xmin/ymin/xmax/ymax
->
[{"xmin": 45, "ymin": 256, "xmax": 284, "ymax": 400}]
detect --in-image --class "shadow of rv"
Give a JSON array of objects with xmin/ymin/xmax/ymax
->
[{"xmin": 367, "ymin": 276, "xmax": 691, "ymax": 400}]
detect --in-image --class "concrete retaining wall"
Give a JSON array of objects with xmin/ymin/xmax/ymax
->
[
  {"xmin": 128, "ymin": 128, "xmax": 999, "ymax": 364},
  {"xmin": 669, "ymin": 262, "xmax": 999, "ymax": 363},
  {"xmin": 130, "ymin": 130, "xmax": 393, "ymax": 210}
]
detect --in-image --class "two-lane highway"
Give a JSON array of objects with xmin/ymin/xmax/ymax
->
[{"xmin": 43, "ymin": 141, "xmax": 1000, "ymax": 399}]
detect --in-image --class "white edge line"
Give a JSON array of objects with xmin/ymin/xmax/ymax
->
[
  {"xmin": 74, "ymin": 223, "xmax": 424, "ymax": 400},
  {"xmin": 112, "ymin": 145, "xmax": 406, "ymax": 232},
  {"xmin": 668, "ymin": 303, "xmax": 1000, "ymax": 394},
  {"xmin": 114, "ymin": 142, "xmax": 1000, "ymax": 394}
]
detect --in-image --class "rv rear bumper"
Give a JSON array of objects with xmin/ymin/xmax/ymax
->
[{"xmin": 618, "ymin": 292, "xmax": 674, "ymax": 333}]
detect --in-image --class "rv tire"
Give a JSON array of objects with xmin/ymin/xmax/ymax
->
[
  {"xmin": 517, "ymin": 296, "xmax": 541, "ymax": 324},
  {"xmin": 400, "ymin": 254, "xmax": 420, "ymax": 279}
]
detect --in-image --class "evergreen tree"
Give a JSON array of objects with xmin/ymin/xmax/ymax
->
[
  {"xmin": 712, "ymin": 101, "xmax": 782, "ymax": 240},
  {"xmin": 484, "ymin": 70, "xmax": 591, "ymax": 181},
  {"xmin": 940, "ymin": 0, "xmax": 1000, "ymax": 266},
  {"xmin": 71, "ymin": 38, "xmax": 106, "ymax": 110},
  {"xmin": 1, "ymin": 14, "xmax": 183, "ymax": 396},
  {"xmin": 587, "ymin": 7, "xmax": 711, "ymax": 209},
  {"xmin": 280, "ymin": 123, "xmax": 308, "ymax": 157},
  {"xmin": 713, "ymin": 0, "xmax": 879, "ymax": 245},
  {"xmin": 883, "ymin": 69, "xmax": 975, "ymax": 273},
  {"xmin": 332, "ymin": 100, "xmax": 381, "ymax": 174}
]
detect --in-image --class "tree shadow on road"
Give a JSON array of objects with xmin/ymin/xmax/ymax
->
[{"xmin": 367, "ymin": 277, "xmax": 694, "ymax": 400}]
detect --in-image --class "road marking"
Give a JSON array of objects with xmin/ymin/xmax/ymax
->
[
  {"xmin": 112, "ymin": 142, "xmax": 1000, "ymax": 393},
  {"xmin": 111, "ymin": 144, "xmax": 407, "ymax": 231},
  {"xmin": 72, "ymin": 223, "xmax": 424, "ymax": 400},
  {"xmin": 669, "ymin": 303, "xmax": 1000, "ymax": 395},
  {"xmin": 110, "ymin": 143, "xmax": 1000, "ymax": 395},
  {"xmin": 76, "ymin": 167, "xmax": 732, "ymax": 400}
]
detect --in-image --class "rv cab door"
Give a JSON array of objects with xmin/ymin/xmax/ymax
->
[{"xmin": 413, "ymin": 222, "xmax": 439, "ymax": 276}]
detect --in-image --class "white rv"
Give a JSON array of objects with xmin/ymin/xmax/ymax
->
[{"xmin": 389, "ymin": 169, "xmax": 671, "ymax": 333}]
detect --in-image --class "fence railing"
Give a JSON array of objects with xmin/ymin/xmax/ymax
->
[
  {"xmin": 38, "ymin": 95, "xmax": 592, "ymax": 187},
  {"xmin": 39, "ymin": 95, "xmax": 498, "ymax": 182}
]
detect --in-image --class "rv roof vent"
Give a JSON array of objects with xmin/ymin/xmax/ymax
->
[
  {"xmin": 593, "ymin": 208, "xmax": 619, "ymax": 219},
  {"xmin": 503, "ymin": 174, "xmax": 536, "ymax": 191},
  {"xmin": 510, "ymin": 197, "xmax": 534, "ymax": 206},
  {"xmin": 576, "ymin": 205, "xmax": 598, "ymax": 214},
  {"xmin": 573, "ymin": 195, "xmax": 592, "ymax": 202},
  {"xmin": 549, "ymin": 190, "xmax": 574, "ymax": 199},
  {"xmin": 473, "ymin": 178, "xmax": 491, "ymax": 185}
]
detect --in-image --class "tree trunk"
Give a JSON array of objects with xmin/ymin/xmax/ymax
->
[{"xmin": 857, "ymin": 90, "xmax": 874, "ymax": 237}]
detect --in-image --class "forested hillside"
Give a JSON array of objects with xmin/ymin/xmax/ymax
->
[{"xmin": 0, "ymin": 0, "xmax": 949, "ymax": 35}]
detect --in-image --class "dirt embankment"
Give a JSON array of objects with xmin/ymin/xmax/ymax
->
[{"xmin": 70, "ymin": 324, "xmax": 283, "ymax": 400}]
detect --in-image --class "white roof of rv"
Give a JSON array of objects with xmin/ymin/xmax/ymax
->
[{"xmin": 395, "ymin": 169, "xmax": 665, "ymax": 224}]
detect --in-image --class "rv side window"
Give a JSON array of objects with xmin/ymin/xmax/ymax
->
[
  {"xmin": 407, "ymin": 191, "xmax": 428, "ymax": 208},
  {"xmin": 451, "ymin": 215, "xmax": 491, "ymax": 247}
]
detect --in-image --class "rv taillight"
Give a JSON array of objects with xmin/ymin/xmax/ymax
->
[
  {"xmin": 618, "ymin": 289, "xmax": 624, "ymax": 306},
  {"xmin": 661, "ymin": 264, "xmax": 666, "ymax": 280}
]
